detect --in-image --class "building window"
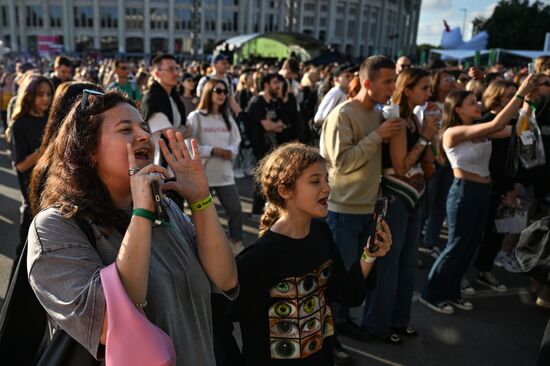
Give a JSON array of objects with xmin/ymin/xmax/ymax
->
[
  {"xmin": 303, "ymin": 16, "xmax": 314, "ymax": 27},
  {"xmin": 264, "ymin": 14, "xmax": 276, "ymax": 32},
  {"xmin": 223, "ymin": 0, "xmax": 239, "ymax": 5},
  {"xmin": 319, "ymin": 17, "xmax": 326, "ymax": 27},
  {"xmin": 318, "ymin": 30, "xmax": 326, "ymax": 41},
  {"xmin": 348, "ymin": 21, "xmax": 356, "ymax": 38},
  {"xmin": 100, "ymin": 7, "xmax": 118, "ymax": 28},
  {"xmin": 150, "ymin": 8, "xmax": 168, "ymax": 30},
  {"xmin": 336, "ymin": 19, "xmax": 344, "ymax": 34},
  {"xmin": 74, "ymin": 6, "xmax": 93, "ymax": 28},
  {"xmin": 101, "ymin": 36, "xmax": 118, "ymax": 52},
  {"xmin": 126, "ymin": 8, "xmax": 144, "ymax": 29},
  {"xmin": 175, "ymin": 8, "xmax": 191, "ymax": 30},
  {"xmin": 175, "ymin": 0, "xmax": 191, "ymax": 3},
  {"xmin": 1, "ymin": 6, "xmax": 8, "ymax": 27},
  {"xmin": 50, "ymin": 6, "xmax": 62, "ymax": 27},
  {"xmin": 222, "ymin": 12, "xmax": 237, "ymax": 32},
  {"xmin": 151, "ymin": 37, "xmax": 168, "ymax": 54},
  {"xmin": 304, "ymin": 2, "xmax": 315, "ymax": 12},
  {"xmin": 126, "ymin": 37, "xmax": 144, "ymax": 53},
  {"xmin": 75, "ymin": 35, "xmax": 93, "ymax": 52},
  {"xmin": 203, "ymin": 11, "xmax": 216, "ymax": 32},
  {"xmin": 26, "ymin": 5, "xmax": 43, "ymax": 27}
]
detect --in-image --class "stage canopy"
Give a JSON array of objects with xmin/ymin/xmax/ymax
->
[{"xmin": 214, "ymin": 32, "xmax": 328, "ymax": 63}]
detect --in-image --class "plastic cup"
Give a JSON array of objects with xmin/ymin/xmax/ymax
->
[{"xmin": 382, "ymin": 104, "xmax": 400, "ymax": 119}]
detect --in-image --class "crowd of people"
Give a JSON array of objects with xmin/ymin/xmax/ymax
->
[{"xmin": 0, "ymin": 51, "xmax": 549, "ymax": 365}]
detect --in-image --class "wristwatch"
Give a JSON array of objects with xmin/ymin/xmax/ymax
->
[{"xmin": 418, "ymin": 136, "xmax": 429, "ymax": 147}]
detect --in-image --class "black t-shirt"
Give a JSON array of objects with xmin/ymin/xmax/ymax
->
[
  {"xmin": 10, "ymin": 114, "xmax": 48, "ymax": 202},
  {"xmin": 382, "ymin": 115, "xmax": 421, "ymax": 169},
  {"xmin": 246, "ymin": 95, "xmax": 281, "ymax": 158},
  {"xmin": 219, "ymin": 219, "xmax": 376, "ymax": 366}
]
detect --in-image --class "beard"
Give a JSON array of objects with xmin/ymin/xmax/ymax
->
[{"xmin": 269, "ymin": 89, "xmax": 279, "ymax": 98}]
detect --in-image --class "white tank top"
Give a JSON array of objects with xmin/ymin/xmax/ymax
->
[{"xmin": 444, "ymin": 136, "xmax": 492, "ymax": 178}]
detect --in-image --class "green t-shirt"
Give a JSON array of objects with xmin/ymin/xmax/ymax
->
[{"xmin": 108, "ymin": 80, "xmax": 142, "ymax": 101}]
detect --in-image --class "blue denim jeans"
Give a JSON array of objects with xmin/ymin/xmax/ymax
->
[
  {"xmin": 362, "ymin": 192, "xmax": 422, "ymax": 337},
  {"xmin": 423, "ymin": 164, "xmax": 453, "ymax": 249},
  {"xmin": 327, "ymin": 211, "xmax": 373, "ymax": 324},
  {"xmin": 421, "ymin": 178, "xmax": 491, "ymax": 303}
]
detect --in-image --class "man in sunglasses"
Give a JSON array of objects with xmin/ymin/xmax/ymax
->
[{"xmin": 107, "ymin": 59, "xmax": 142, "ymax": 107}]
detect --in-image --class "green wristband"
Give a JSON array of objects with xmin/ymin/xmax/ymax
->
[
  {"xmin": 132, "ymin": 208, "xmax": 157, "ymax": 223},
  {"xmin": 189, "ymin": 194, "xmax": 213, "ymax": 212}
]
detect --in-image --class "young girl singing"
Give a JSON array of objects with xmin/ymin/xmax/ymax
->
[{"xmin": 216, "ymin": 143, "xmax": 392, "ymax": 365}]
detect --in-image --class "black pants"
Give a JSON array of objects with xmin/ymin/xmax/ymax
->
[{"xmin": 474, "ymin": 192, "xmax": 503, "ymax": 272}]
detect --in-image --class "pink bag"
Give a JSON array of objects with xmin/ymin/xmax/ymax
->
[{"xmin": 100, "ymin": 264, "xmax": 176, "ymax": 366}]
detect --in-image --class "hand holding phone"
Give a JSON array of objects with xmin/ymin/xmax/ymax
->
[
  {"xmin": 150, "ymin": 173, "xmax": 169, "ymax": 223},
  {"xmin": 367, "ymin": 197, "xmax": 391, "ymax": 253}
]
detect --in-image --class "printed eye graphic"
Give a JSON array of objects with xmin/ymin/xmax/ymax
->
[
  {"xmin": 300, "ymin": 334, "xmax": 323, "ymax": 358},
  {"xmin": 297, "ymin": 274, "xmax": 318, "ymax": 296},
  {"xmin": 299, "ymin": 295, "xmax": 319, "ymax": 317},
  {"xmin": 270, "ymin": 278, "xmax": 297, "ymax": 298},
  {"xmin": 269, "ymin": 300, "xmax": 298, "ymax": 318},
  {"xmin": 302, "ymin": 317, "xmax": 319, "ymax": 333},
  {"xmin": 269, "ymin": 319, "xmax": 299, "ymax": 338},
  {"xmin": 270, "ymin": 339, "xmax": 300, "ymax": 359},
  {"xmin": 318, "ymin": 262, "xmax": 332, "ymax": 285}
]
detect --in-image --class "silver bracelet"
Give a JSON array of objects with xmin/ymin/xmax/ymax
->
[{"xmin": 135, "ymin": 299, "xmax": 148, "ymax": 309}]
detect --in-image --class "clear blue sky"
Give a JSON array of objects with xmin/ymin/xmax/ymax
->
[{"xmin": 418, "ymin": 0, "xmax": 550, "ymax": 46}]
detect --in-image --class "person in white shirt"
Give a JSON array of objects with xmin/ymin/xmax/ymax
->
[
  {"xmin": 188, "ymin": 79, "xmax": 244, "ymax": 255},
  {"xmin": 313, "ymin": 64, "xmax": 355, "ymax": 126}
]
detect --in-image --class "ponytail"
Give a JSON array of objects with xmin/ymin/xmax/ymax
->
[{"xmin": 259, "ymin": 203, "xmax": 281, "ymax": 237}]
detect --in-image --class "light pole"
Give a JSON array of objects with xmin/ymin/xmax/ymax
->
[{"xmin": 460, "ymin": 8, "xmax": 467, "ymax": 39}]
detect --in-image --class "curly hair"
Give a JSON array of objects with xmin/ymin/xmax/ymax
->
[
  {"xmin": 39, "ymin": 91, "xmax": 135, "ymax": 234},
  {"xmin": 29, "ymin": 82, "xmax": 103, "ymax": 216},
  {"xmin": 255, "ymin": 143, "xmax": 325, "ymax": 236}
]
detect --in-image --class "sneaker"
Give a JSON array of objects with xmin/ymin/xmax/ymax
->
[
  {"xmin": 477, "ymin": 272, "xmax": 507, "ymax": 292},
  {"xmin": 502, "ymin": 251, "xmax": 522, "ymax": 273},
  {"xmin": 448, "ymin": 297, "xmax": 474, "ymax": 311},
  {"xmin": 233, "ymin": 169, "xmax": 245, "ymax": 179},
  {"xmin": 461, "ymin": 279, "xmax": 476, "ymax": 296},
  {"xmin": 229, "ymin": 241, "xmax": 244, "ymax": 256},
  {"xmin": 418, "ymin": 296, "xmax": 455, "ymax": 314},
  {"xmin": 333, "ymin": 337, "xmax": 352, "ymax": 365},
  {"xmin": 494, "ymin": 251, "xmax": 509, "ymax": 268}
]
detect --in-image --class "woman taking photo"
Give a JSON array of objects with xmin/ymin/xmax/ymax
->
[
  {"xmin": 9, "ymin": 74, "xmax": 53, "ymax": 256},
  {"xmin": 28, "ymin": 91, "xmax": 238, "ymax": 365},
  {"xmin": 188, "ymin": 79, "xmax": 244, "ymax": 255},
  {"xmin": 363, "ymin": 68, "xmax": 438, "ymax": 344},
  {"xmin": 420, "ymin": 75, "xmax": 538, "ymax": 314}
]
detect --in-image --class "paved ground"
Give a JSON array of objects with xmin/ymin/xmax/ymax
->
[{"xmin": 0, "ymin": 138, "xmax": 547, "ymax": 365}]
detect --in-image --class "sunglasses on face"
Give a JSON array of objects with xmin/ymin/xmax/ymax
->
[
  {"xmin": 212, "ymin": 88, "xmax": 228, "ymax": 95},
  {"xmin": 80, "ymin": 89, "xmax": 105, "ymax": 112}
]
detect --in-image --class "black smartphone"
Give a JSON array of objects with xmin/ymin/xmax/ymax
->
[
  {"xmin": 150, "ymin": 173, "xmax": 169, "ymax": 223},
  {"xmin": 367, "ymin": 196, "xmax": 391, "ymax": 253}
]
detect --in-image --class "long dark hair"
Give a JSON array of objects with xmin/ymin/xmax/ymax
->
[
  {"xmin": 11, "ymin": 74, "xmax": 53, "ymax": 122},
  {"xmin": 393, "ymin": 68, "xmax": 431, "ymax": 119},
  {"xmin": 29, "ymin": 82, "xmax": 103, "ymax": 216},
  {"xmin": 39, "ymin": 91, "xmax": 135, "ymax": 234},
  {"xmin": 196, "ymin": 79, "xmax": 231, "ymax": 130},
  {"xmin": 438, "ymin": 90, "xmax": 475, "ymax": 162}
]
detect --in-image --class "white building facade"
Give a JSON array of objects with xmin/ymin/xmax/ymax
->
[{"xmin": 0, "ymin": 0, "xmax": 421, "ymax": 58}]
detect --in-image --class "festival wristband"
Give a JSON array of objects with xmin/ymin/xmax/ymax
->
[
  {"xmin": 189, "ymin": 193, "xmax": 214, "ymax": 212},
  {"xmin": 132, "ymin": 208, "xmax": 159, "ymax": 225},
  {"xmin": 361, "ymin": 251, "xmax": 376, "ymax": 263}
]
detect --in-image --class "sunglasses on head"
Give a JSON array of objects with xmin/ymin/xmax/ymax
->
[
  {"xmin": 80, "ymin": 89, "xmax": 105, "ymax": 112},
  {"xmin": 212, "ymin": 87, "xmax": 228, "ymax": 95}
]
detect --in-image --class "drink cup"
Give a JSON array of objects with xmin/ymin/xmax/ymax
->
[{"xmin": 382, "ymin": 104, "xmax": 400, "ymax": 119}]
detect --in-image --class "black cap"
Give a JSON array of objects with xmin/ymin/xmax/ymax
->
[
  {"xmin": 333, "ymin": 63, "xmax": 356, "ymax": 77},
  {"xmin": 181, "ymin": 72, "xmax": 194, "ymax": 81}
]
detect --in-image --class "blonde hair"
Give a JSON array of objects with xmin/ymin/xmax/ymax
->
[
  {"xmin": 255, "ymin": 143, "xmax": 325, "ymax": 236},
  {"xmin": 465, "ymin": 79, "xmax": 485, "ymax": 101},
  {"xmin": 482, "ymin": 80, "xmax": 517, "ymax": 111}
]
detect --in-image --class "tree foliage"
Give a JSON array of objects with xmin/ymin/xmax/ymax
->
[{"xmin": 473, "ymin": 0, "xmax": 550, "ymax": 50}]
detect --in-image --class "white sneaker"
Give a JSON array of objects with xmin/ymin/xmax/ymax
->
[
  {"xmin": 502, "ymin": 252, "xmax": 522, "ymax": 273},
  {"xmin": 477, "ymin": 272, "xmax": 507, "ymax": 292},
  {"xmin": 448, "ymin": 297, "xmax": 474, "ymax": 311},
  {"xmin": 494, "ymin": 251, "xmax": 509, "ymax": 268},
  {"xmin": 461, "ymin": 279, "xmax": 476, "ymax": 296}
]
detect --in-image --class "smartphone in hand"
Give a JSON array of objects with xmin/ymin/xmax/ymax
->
[
  {"xmin": 367, "ymin": 196, "xmax": 391, "ymax": 253},
  {"xmin": 150, "ymin": 173, "xmax": 169, "ymax": 223}
]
